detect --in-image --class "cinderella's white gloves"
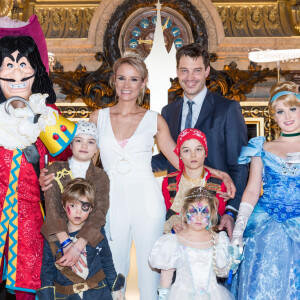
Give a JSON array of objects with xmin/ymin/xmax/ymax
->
[
  {"xmin": 232, "ymin": 202, "xmax": 254, "ymax": 247},
  {"xmin": 228, "ymin": 244, "xmax": 243, "ymax": 274}
]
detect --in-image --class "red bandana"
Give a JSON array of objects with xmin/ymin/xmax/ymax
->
[{"xmin": 174, "ymin": 128, "xmax": 208, "ymax": 171}]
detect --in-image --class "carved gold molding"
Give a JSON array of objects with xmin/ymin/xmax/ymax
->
[
  {"xmin": 215, "ymin": 3, "xmax": 296, "ymax": 36},
  {"xmin": 34, "ymin": 7, "xmax": 96, "ymax": 38},
  {"xmin": 0, "ymin": 0, "xmax": 13, "ymax": 17},
  {"xmin": 2, "ymin": 1, "xmax": 299, "ymax": 38},
  {"xmin": 286, "ymin": 0, "xmax": 300, "ymax": 34},
  {"xmin": 240, "ymin": 101, "xmax": 279, "ymax": 141}
]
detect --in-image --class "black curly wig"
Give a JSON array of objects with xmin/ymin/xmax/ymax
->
[{"xmin": 0, "ymin": 36, "xmax": 56, "ymax": 104}]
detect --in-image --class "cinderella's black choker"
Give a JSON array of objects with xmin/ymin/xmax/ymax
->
[{"xmin": 280, "ymin": 132, "xmax": 300, "ymax": 137}]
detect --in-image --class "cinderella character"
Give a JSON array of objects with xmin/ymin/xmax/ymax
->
[{"xmin": 231, "ymin": 81, "xmax": 300, "ymax": 299}]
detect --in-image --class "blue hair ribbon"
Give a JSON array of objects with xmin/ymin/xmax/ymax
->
[{"xmin": 270, "ymin": 91, "xmax": 300, "ymax": 103}]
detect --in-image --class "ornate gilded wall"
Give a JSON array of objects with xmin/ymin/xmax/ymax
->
[
  {"xmin": 1, "ymin": 0, "xmax": 299, "ymax": 140},
  {"xmin": 3, "ymin": 0, "xmax": 299, "ymax": 38}
]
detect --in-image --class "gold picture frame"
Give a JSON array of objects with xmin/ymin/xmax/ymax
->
[{"xmin": 244, "ymin": 117, "xmax": 265, "ymax": 140}]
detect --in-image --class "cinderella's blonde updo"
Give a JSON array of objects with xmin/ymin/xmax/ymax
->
[
  {"xmin": 110, "ymin": 54, "xmax": 148, "ymax": 105},
  {"xmin": 269, "ymin": 81, "xmax": 300, "ymax": 117}
]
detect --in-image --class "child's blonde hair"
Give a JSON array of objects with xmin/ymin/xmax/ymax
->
[
  {"xmin": 182, "ymin": 187, "xmax": 219, "ymax": 227},
  {"xmin": 269, "ymin": 81, "xmax": 300, "ymax": 117},
  {"xmin": 62, "ymin": 178, "xmax": 95, "ymax": 207}
]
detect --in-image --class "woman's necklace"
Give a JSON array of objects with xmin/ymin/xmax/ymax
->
[{"xmin": 281, "ymin": 132, "xmax": 300, "ymax": 137}]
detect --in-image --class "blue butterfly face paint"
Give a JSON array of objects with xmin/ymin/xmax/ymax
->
[{"xmin": 186, "ymin": 202, "xmax": 211, "ymax": 226}]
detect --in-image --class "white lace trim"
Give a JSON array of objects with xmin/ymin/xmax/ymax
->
[
  {"xmin": 0, "ymin": 17, "xmax": 29, "ymax": 28},
  {"xmin": 0, "ymin": 93, "xmax": 58, "ymax": 149},
  {"xmin": 286, "ymin": 152, "xmax": 300, "ymax": 164}
]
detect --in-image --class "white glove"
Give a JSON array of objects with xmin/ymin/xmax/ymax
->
[
  {"xmin": 158, "ymin": 286, "xmax": 170, "ymax": 300},
  {"xmin": 232, "ymin": 202, "xmax": 254, "ymax": 247},
  {"xmin": 111, "ymin": 290, "xmax": 124, "ymax": 300},
  {"xmin": 228, "ymin": 243, "xmax": 243, "ymax": 274}
]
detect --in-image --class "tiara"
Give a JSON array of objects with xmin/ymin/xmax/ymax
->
[
  {"xmin": 184, "ymin": 186, "xmax": 216, "ymax": 200},
  {"xmin": 123, "ymin": 51, "xmax": 144, "ymax": 61}
]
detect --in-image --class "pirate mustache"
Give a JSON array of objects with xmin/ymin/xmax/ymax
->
[{"xmin": 0, "ymin": 73, "xmax": 35, "ymax": 82}]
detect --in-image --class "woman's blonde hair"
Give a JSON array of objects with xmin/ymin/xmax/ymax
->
[
  {"xmin": 110, "ymin": 56, "xmax": 148, "ymax": 105},
  {"xmin": 182, "ymin": 187, "xmax": 219, "ymax": 227},
  {"xmin": 269, "ymin": 81, "xmax": 300, "ymax": 117}
]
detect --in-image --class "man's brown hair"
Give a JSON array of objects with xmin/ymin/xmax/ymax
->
[{"xmin": 176, "ymin": 43, "xmax": 210, "ymax": 69}]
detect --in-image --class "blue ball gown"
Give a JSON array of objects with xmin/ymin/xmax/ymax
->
[{"xmin": 231, "ymin": 136, "xmax": 300, "ymax": 300}]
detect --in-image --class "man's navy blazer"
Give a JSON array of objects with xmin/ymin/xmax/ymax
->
[{"xmin": 152, "ymin": 90, "xmax": 249, "ymax": 210}]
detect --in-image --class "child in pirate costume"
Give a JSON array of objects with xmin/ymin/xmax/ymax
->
[
  {"xmin": 163, "ymin": 128, "xmax": 227, "ymax": 234},
  {"xmin": 0, "ymin": 16, "xmax": 71, "ymax": 299},
  {"xmin": 37, "ymin": 178, "xmax": 124, "ymax": 300},
  {"xmin": 41, "ymin": 121, "xmax": 110, "ymax": 273}
]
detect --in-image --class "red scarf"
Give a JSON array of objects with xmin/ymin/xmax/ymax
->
[{"xmin": 174, "ymin": 128, "xmax": 208, "ymax": 178}]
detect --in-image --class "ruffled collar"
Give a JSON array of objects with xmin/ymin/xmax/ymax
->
[
  {"xmin": 0, "ymin": 94, "xmax": 58, "ymax": 150},
  {"xmin": 69, "ymin": 157, "xmax": 91, "ymax": 179}
]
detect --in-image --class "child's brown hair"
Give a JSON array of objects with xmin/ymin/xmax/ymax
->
[{"xmin": 62, "ymin": 178, "xmax": 95, "ymax": 207}]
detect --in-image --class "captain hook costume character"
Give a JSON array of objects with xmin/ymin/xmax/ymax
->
[{"xmin": 0, "ymin": 16, "xmax": 73, "ymax": 299}]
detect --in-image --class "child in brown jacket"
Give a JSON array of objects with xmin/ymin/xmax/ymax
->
[{"xmin": 41, "ymin": 121, "xmax": 109, "ymax": 272}]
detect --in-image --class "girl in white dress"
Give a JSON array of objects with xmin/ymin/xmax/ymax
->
[{"xmin": 149, "ymin": 187, "xmax": 237, "ymax": 300}]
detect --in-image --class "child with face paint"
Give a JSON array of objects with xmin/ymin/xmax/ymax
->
[
  {"xmin": 162, "ymin": 128, "xmax": 227, "ymax": 234},
  {"xmin": 149, "ymin": 187, "xmax": 238, "ymax": 300},
  {"xmin": 37, "ymin": 178, "xmax": 124, "ymax": 300},
  {"xmin": 41, "ymin": 121, "xmax": 110, "ymax": 274}
]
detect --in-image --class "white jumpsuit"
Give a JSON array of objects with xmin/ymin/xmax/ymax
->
[{"xmin": 97, "ymin": 108, "xmax": 165, "ymax": 300}]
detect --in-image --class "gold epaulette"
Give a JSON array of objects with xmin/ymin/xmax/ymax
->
[
  {"xmin": 54, "ymin": 168, "xmax": 74, "ymax": 193},
  {"xmin": 205, "ymin": 175, "xmax": 223, "ymax": 193},
  {"xmin": 166, "ymin": 171, "xmax": 180, "ymax": 178}
]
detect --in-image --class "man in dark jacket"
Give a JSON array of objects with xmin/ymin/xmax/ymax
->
[{"xmin": 152, "ymin": 43, "xmax": 248, "ymax": 238}]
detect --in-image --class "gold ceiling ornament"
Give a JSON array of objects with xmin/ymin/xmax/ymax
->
[
  {"xmin": 0, "ymin": 0, "xmax": 13, "ymax": 17},
  {"xmin": 34, "ymin": 7, "xmax": 96, "ymax": 38},
  {"xmin": 286, "ymin": 0, "xmax": 300, "ymax": 34},
  {"xmin": 215, "ymin": 3, "xmax": 297, "ymax": 36}
]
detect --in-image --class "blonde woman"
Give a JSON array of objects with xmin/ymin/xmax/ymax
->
[{"xmin": 89, "ymin": 56, "xmax": 179, "ymax": 300}]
